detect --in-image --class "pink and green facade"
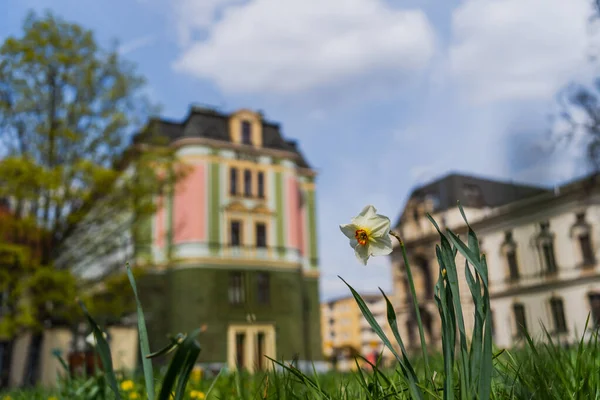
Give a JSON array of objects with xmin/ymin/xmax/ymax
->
[{"xmin": 135, "ymin": 107, "xmax": 323, "ymax": 371}]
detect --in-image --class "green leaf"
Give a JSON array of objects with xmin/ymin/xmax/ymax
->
[
  {"xmin": 78, "ymin": 299, "xmax": 121, "ymax": 400},
  {"xmin": 126, "ymin": 263, "xmax": 155, "ymax": 400},
  {"xmin": 158, "ymin": 328, "xmax": 201, "ymax": 400},
  {"xmin": 146, "ymin": 333, "xmax": 187, "ymax": 359},
  {"xmin": 340, "ymin": 276, "xmax": 424, "ymax": 400}
]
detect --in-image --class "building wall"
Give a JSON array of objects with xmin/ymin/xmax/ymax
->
[
  {"xmin": 393, "ymin": 185, "xmax": 600, "ymax": 351},
  {"xmin": 108, "ymin": 326, "xmax": 139, "ymax": 373},
  {"xmin": 139, "ymin": 267, "xmax": 321, "ymax": 365},
  {"xmin": 130, "ymin": 108, "xmax": 323, "ymax": 370},
  {"xmin": 321, "ymin": 295, "xmax": 394, "ymax": 371}
]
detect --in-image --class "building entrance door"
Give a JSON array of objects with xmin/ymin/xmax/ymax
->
[{"xmin": 227, "ymin": 324, "xmax": 275, "ymax": 373}]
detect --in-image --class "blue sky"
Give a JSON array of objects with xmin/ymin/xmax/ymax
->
[{"xmin": 1, "ymin": 0, "xmax": 597, "ymax": 300}]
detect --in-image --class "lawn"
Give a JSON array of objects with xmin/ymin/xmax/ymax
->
[{"xmin": 3, "ymin": 205, "xmax": 600, "ymax": 399}]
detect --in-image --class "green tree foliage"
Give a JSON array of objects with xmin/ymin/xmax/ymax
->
[
  {"xmin": 0, "ymin": 10, "xmax": 176, "ymax": 268},
  {"xmin": 0, "ymin": 208, "xmax": 79, "ymax": 337},
  {"xmin": 0, "ymin": 11, "xmax": 180, "ymax": 338}
]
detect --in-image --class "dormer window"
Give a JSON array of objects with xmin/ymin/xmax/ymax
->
[{"xmin": 241, "ymin": 120, "xmax": 252, "ymax": 145}]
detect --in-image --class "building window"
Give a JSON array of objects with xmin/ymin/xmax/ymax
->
[
  {"xmin": 589, "ymin": 293, "xmax": 600, "ymax": 327},
  {"xmin": 241, "ymin": 120, "xmax": 252, "ymax": 145},
  {"xmin": 256, "ymin": 272, "xmax": 270, "ymax": 305},
  {"xmin": 579, "ymin": 233, "xmax": 595, "ymax": 266},
  {"xmin": 256, "ymin": 223, "xmax": 267, "ymax": 248},
  {"xmin": 550, "ymin": 297, "xmax": 567, "ymax": 333},
  {"xmin": 230, "ymin": 168, "xmax": 238, "ymax": 196},
  {"xmin": 542, "ymin": 242, "xmax": 558, "ymax": 274},
  {"xmin": 513, "ymin": 303, "xmax": 527, "ymax": 338},
  {"xmin": 229, "ymin": 272, "xmax": 245, "ymax": 305},
  {"xmin": 244, "ymin": 170, "xmax": 252, "ymax": 197},
  {"xmin": 503, "ymin": 231, "xmax": 519, "ymax": 281},
  {"xmin": 412, "ymin": 208, "xmax": 419, "ymax": 223},
  {"xmin": 538, "ymin": 222, "xmax": 558, "ymax": 274},
  {"xmin": 257, "ymin": 172, "xmax": 265, "ymax": 198},
  {"xmin": 507, "ymin": 250, "xmax": 519, "ymax": 281},
  {"xmin": 230, "ymin": 221, "xmax": 242, "ymax": 247}
]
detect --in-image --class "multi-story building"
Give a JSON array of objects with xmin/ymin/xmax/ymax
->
[
  {"xmin": 130, "ymin": 106, "xmax": 323, "ymax": 372},
  {"xmin": 391, "ymin": 172, "xmax": 600, "ymax": 350},
  {"xmin": 321, "ymin": 294, "xmax": 393, "ymax": 370}
]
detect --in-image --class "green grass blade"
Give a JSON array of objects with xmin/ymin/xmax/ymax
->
[
  {"xmin": 205, "ymin": 368, "xmax": 224, "ymax": 398},
  {"xmin": 146, "ymin": 333, "xmax": 187, "ymax": 359},
  {"xmin": 158, "ymin": 328, "xmax": 201, "ymax": 400},
  {"xmin": 397, "ymin": 239, "xmax": 432, "ymax": 385},
  {"xmin": 340, "ymin": 276, "xmax": 423, "ymax": 400},
  {"xmin": 126, "ymin": 263, "xmax": 155, "ymax": 400},
  {"xmin": 379, "ymin": 288, "xmax": 419, "ymax": 386},
  {"xmin": 78, "ymin": 299, "xmax": 121, "ymax": 400}
]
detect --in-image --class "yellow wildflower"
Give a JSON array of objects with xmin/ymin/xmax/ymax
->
[
  {"xmin": 191, "ymin": 366, "xmax": 203, "ymax": 382},
  {"xmin": 129, "ymin": 393, "xmax": 140, "ymax": 399},
  {"xmin": 120, "ymin": 379, "xmax": 135, "ymax": 391},
  {"xmin": 48, "ymin": 397, "xmax": 59, "ymax": 400},
  {"xmin": 190, "ymin": 390, "xmax": 206, "ymax": 399}
]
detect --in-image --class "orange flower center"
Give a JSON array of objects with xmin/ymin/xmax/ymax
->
[{"xmin": 355, "ymin": 229, "xmax": 368, "ymax": 246}]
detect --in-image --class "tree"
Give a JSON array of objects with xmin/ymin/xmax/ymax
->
[
  {"xmin": 554, "ymin": 1, "xmax": 600, "ymax": 178},
  {"xmin": 0, "ymin": 11, "xmax": 180, "ymax": 385},
  {"xmin": 0, "ymin": 10, "xmax": 176, "ymax": 269}
]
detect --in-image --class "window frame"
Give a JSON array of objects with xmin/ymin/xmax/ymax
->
[
  {"xmin": 230, "ymin": 220, "xmax": 243, "ymax": 247},
  {"xmin": 255, "ymin": 222, "xmax": 267, "ymax": 248},
  {"xmin": 229, "ymin": 271, "xmax": 246, "ymax": 305}
]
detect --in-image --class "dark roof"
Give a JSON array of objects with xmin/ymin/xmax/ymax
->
[
  {"xmin": 396, "ymin": 172, "xmax": 550, "ymax": 226},
  {"xmin": 134, "ymin": 106, "xmax": 311, "ymax": 168}
]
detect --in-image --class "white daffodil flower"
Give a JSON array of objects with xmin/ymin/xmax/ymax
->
[{"xmin": 340, "ymin": 205, "xmax": 393, "ymax": 265}]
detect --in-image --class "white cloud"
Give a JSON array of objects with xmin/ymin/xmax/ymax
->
[
  {"xmin": 118, "ymin": 35, "xmax": 155, "ymax": 55},
  {"xmin": 172, "ymin": 0, "xmax": 436, "ymax": 94},
  {"xmin": 172, "ymin": 0, "xmax": 243, "ymax": 46},
  {"xmin": 449, "ymin": 0, "xmax": 593, "ymax": 104}
]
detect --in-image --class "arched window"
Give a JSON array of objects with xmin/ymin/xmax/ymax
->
[
  {"xmin": 501, "ymin": 231, "xmax": 519, "ymax": 281},
  {"xmin": 570, "ymin": 211, "xmax": 595, "ymax": 267},
  {"xmin": 513, "ymin": 303, "xmax": 527, "ymax": 338},
  {"xmin": 536, "ymin": 221, "xmax": 557, "ymax": 274},
  {"xmin": 549, "ymin": 297, "xmax": 567, "ymax": 334}
]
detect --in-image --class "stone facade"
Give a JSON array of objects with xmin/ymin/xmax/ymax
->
[{"xmin": 391, "ymin": 173, "xmax": 600, "ymax": 350}]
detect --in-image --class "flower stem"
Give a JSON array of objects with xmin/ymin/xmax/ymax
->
[{"xmin": 390, "ymin": 230, "xmax": 432, "ymax": 386}]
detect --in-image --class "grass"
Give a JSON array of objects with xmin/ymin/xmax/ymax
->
[{"xmin": 2, "ymin": 204, "xmax": 600, "ymax": 399}]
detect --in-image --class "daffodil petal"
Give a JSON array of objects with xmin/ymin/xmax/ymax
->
[
  {"xmin": 354, "ymin": 243, "xmax": 370, "ymax": 265},
  {"xmin": 349, "ymin": 238, "xmax": 358, "ymax": 249},
  {"xmin": 351, "ymin": 205, "xmax": 377, "ymax": 227},
  {"xmin": 369, "ymin": 234, "xmax": 393, "ymax": 256},
  {"xmin": 340, "ymin": 223, "xmax": 358, "ymax": 240},
  {"xmin": 365, "ymin": 214, "xmax": 391, "ymax": 237}
]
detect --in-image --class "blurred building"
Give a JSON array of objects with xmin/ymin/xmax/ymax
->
[
  {"xmin": 391, "ymin": 172, "xmax": 600, "ymax": 350},
  {"xmin": 321, "ymin": 294, "xmax": 394, "ymax": 371},
  {"xmin": 129, "ymin": 106, "xmax": 323, "ymax": 372}
]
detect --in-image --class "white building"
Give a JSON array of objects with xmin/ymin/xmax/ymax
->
[{"xmin": 391, "ymin": 173, "xmax": 600, "ymax": 350}]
